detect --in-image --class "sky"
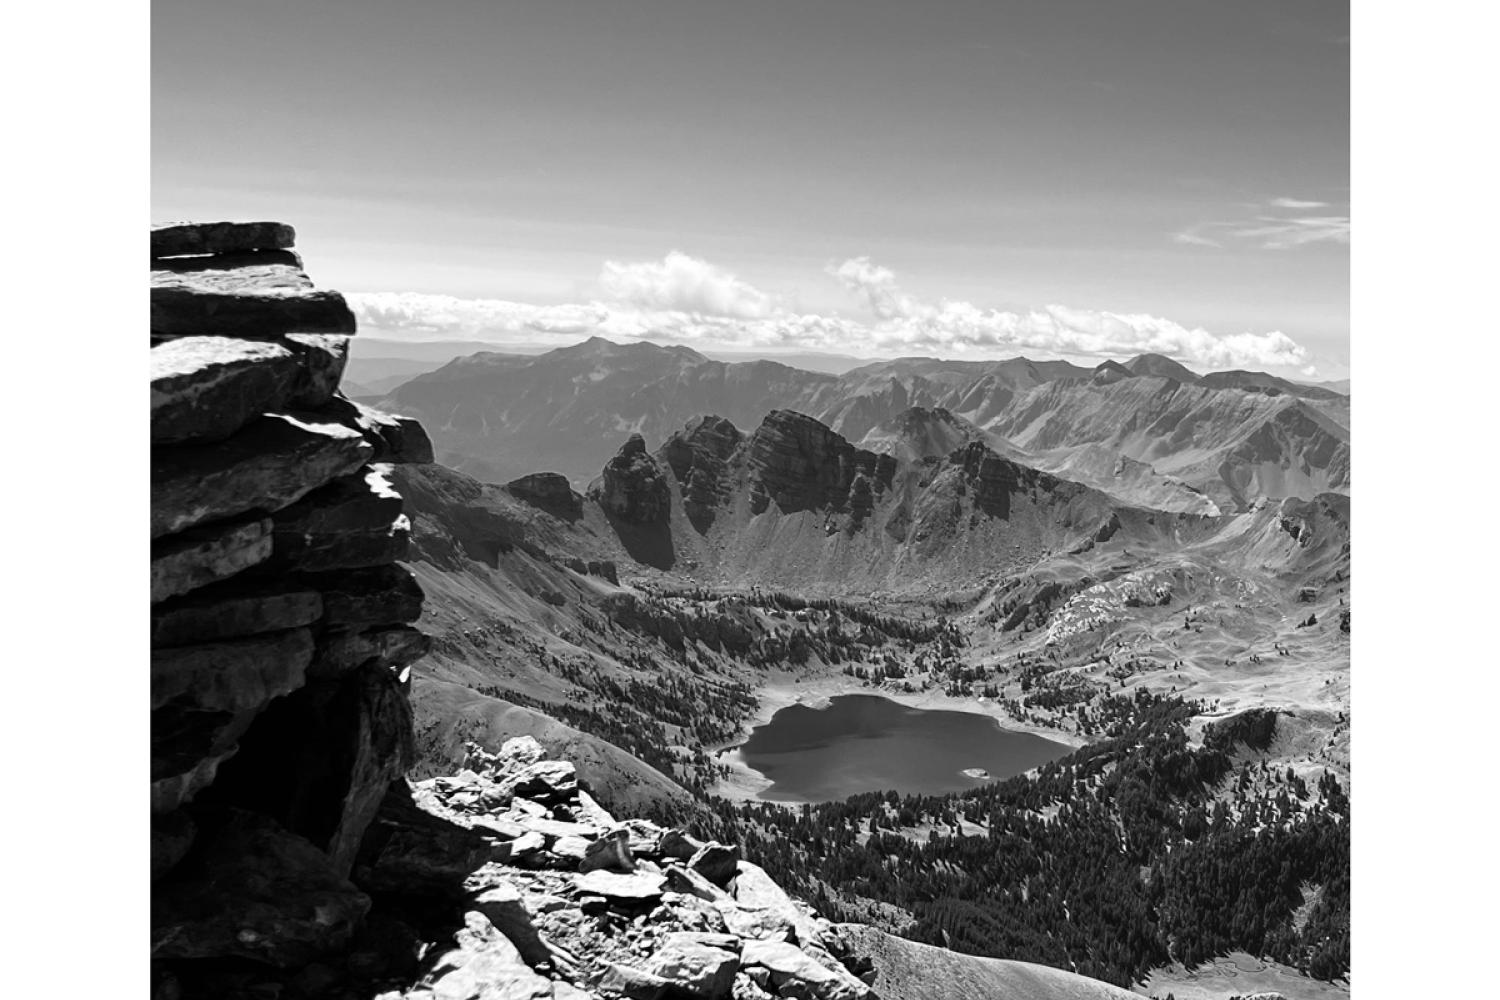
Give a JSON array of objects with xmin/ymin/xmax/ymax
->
[{"xmin": 153, "ymin": 0, "xmax": 1349, "ymax": 379}]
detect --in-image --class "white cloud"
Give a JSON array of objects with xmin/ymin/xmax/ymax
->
[
  {"xmin": 350, "ymin": 251, "xmax": 1310, "ymax": 371},
  {"xmin": 599, "ymin": 251, "xmax": 775, "ymax": 319},
  {"xmin": 1175, "ymin": 198, "xmax": 1349, "ymax": 251},
  {"xmin": 1229, "ymin": 215, "xmax": 1350, "ymax": 250}
]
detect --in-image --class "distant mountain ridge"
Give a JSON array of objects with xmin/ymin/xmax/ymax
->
[{"xmin": 381, "ymin": 337, "xmax": 1349, "ymax": 512}]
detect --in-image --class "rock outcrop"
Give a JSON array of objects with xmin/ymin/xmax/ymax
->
[
  {"xmin": 508, "ymin": 472, "xmax": 585, "ymax": 518},
  {"xmin": 588, "ymin": 434, "xmax": 672, "ymax": 526},
  {"xmin": 745, "ymin": 411, "xmax": 895, "ymax": 519},
  {"xmin": 658, "ymin": 415, "xmax": 744, "ymax": 533},
  {"xmin": 151, "ymin": 222, "xmax": 434, "ymax": 977}
]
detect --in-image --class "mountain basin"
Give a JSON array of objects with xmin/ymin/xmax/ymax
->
[{"xmin": 736, "ymin": 693, "xmax": 1072, "ymax": 802}]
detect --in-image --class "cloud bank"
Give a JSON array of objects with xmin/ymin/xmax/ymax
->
[{"xmin": 350, "ymin": 251, "xmax": 1309, "ymax": 370}]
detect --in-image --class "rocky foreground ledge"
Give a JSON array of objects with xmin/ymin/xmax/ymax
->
[{"xmin": 160, "ymin": 734, "xmax": 879, "ymax": 1000}]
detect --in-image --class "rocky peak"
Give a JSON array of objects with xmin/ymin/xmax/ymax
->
[
  {"xmin": 945, "ymin": 441, "xmax": 1083, "ymax": 520},
  {"xmin": 746, "ymin": 410, "xmax": 895, "ymax": 518},
  {"xmin": 659, "ymin": 416, "xmax": 745, "ymax": 533},
  {"xmin": 151, "ymin": 221, "xmax": 435, "ymax": 984},
  {"xmin": 507, "ymin": 472, "xmax": 584, "ymax": 518},
  {"xmin": 588, "ymin": 434, "xmax": 673, "ymax": 526}
]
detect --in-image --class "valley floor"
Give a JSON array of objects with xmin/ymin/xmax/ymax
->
[{"xmin": 1137, "ymin": 952, "xmax": 1351, "ymax": 999}]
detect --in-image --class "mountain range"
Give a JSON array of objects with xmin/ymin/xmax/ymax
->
[{"xmin": 378, "ymin": 337, "xmax": 1349, "ymax": 513}]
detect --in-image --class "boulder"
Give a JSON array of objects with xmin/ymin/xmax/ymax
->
[
  {"xmin": 501, "ymin": 760, "xmax": 579, "ymax": 804},
  {"xmin": 644, "ymin": 941, "xmax": 739, "ymax": 999},
  {"xmin": 579, "ymin": 828, "xmax": 635, "ymax": 874},
  {"xmin": 468, "ymin": 876, "xmax": 551, "ymax": 968},
  {"xmin": 151, "ymin": 809, "xmax": 371, "ymax": 967},
  {"xmin": 596, "ymin": 962, "xmax": 671, "ymax": 1000},
  {"xmin": 573, "ymin": 870, "xmax": 666, "ymax": 907},
  {"xmin": 152, "ymin": 414, "xmax": 372, "ymax": 538},
  {"xmin": 732, "ymin": 862, "xmax": 822, "ymax": 946},
  {"xmin": 664, "ymin": 864, "xmax": 732, "ymax": 904},
  {"xmin": 425, "ymin": 912, "xmax": 553, "ymax": 1000},
  {"xmin": 739, "ymin": 940, "xmax": 869, "ymax": 1000},
  {"xmin": 151, "ymin": 220, "xmax": 296, "ymax": 258},
  {"xmin": 151, "ymin": 515, "xmax": 272, "ymax": 603},
  {"xmin": 688, "ymin": 841, "xmax": 740, "ymax": 888},
  {"xmin": 151, "ymin": 579, "xmax": 322, "ymax": 647},
  {"xmin": 657, "ymin": 828, "xmax": 703, "ymax": 861}
]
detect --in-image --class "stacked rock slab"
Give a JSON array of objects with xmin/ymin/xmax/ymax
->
[{"xmin": 150, "ymin": 222, "xmax": 435, "ymax": 969}]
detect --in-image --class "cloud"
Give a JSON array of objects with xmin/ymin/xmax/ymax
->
[
  {"xmin": 1229, "ymin": 215, "xmax": 1350, "ymax": 250},
  {"xmin": 825, "ymin": 262, "xmax": 1307, "ymax": 368},
  {"xmin": 599, "ymin": 250, "xmax": 775, "ymax": 319},
  {"xmin": 350, "ymin": 251, "xmax": 1311, "ymax": 371},
  {"xmin": 1175, "ymin": 198, "xmax": 1348, "ymax": 250}
]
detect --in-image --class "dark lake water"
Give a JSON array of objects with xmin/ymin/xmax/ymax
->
[{"xmin": 737, "ymin": 694, "xmax": 1072, "ymax": 802}]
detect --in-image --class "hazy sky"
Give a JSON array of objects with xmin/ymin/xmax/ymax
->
[{"xmin": 153, "ymin": 1, "xmax": 1349, "ymax": 377}]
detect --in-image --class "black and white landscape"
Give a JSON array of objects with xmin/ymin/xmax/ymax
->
[{"xmin": 150, "ymin": 4, "xmax": 1350, "ymax": 999}]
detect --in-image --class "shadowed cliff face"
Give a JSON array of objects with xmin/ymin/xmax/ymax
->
[
  {"xmin": 660, "ymin": 415, "xmax": 744, "ymax": 533},
  {"xmin": 745, "ymin": 410, "xmax": 896, "ymax": 518}
]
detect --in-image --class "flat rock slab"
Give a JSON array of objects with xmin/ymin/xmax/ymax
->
[
  {"xmin": 152, "ymin": 579, "xmax": 322, "ymax": 646},
  {"xmin": 740, "ymin": 940, "xmax": 868, "ymax": 1000},
  {"xmin": 303, "ymin": 563, "xmax": 423, "ymax": 627},
  {"xmin": 152, "ymin": 249, "xmax": 313, "ymax": 292},
  {"xmin": 573, "ymin": 870, "xmax": 666, "ymax": 906},
  {"xmin": 151, "ymin": 336, "xmax": 301, "ymax": 445},
  {"xmin": 268, "ymin": 464, "xmax": 409, "ymax": 571},
  {"xmin": 310, "ymin": 625, "xmax": 430, "ymax": 680},
  {"xmin": 151, "ymin": 516, "xmax": 272, "ymax": 603},
  {"xmin": 151, "ymin": 808, "xmax": 370, "ymax": 967},
  {"xmin": 643, "ymin": 941, "xmax": 739, "ymax": 1000},
  {"xmin": 321, "ymin": 395, "xmax": 436, "ymax": 464},
  {"xmin": 151, "ymin": 627, "xmax": 313, "ymax": 713},
  {"xmin": 150, "ymin": 334, "xmax": 352, "ymax": 445},
  {"xmin": 151, "ymin": 281, "xmax": 354, "ymax": 338},
  {"xmin": 152, "ymin": 221, "xmax": 295, "ymax": 258},
  {"xmin": 152, "ymin": 413, "xmax": 373, "ymax": 538}
]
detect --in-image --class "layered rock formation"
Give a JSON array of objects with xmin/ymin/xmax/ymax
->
[
  {"xmin": 150, "ymin": 222, "xmax": 435, "ymax": 976},
  {"xmin": 745, "ymin": 410, "xmax": 896, "ymax": 518},
  {"xmin": 588, "ymin": 435, "xmax": 673, "ymax": 526},
  {"xmin": 660, "ymin": 416, "xmax": 744, "ymax": 533}
]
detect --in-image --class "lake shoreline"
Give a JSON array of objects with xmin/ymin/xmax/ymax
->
[{"xmin": 709, "ymin": 668, "xmax": 1085, "ymax": 804}]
